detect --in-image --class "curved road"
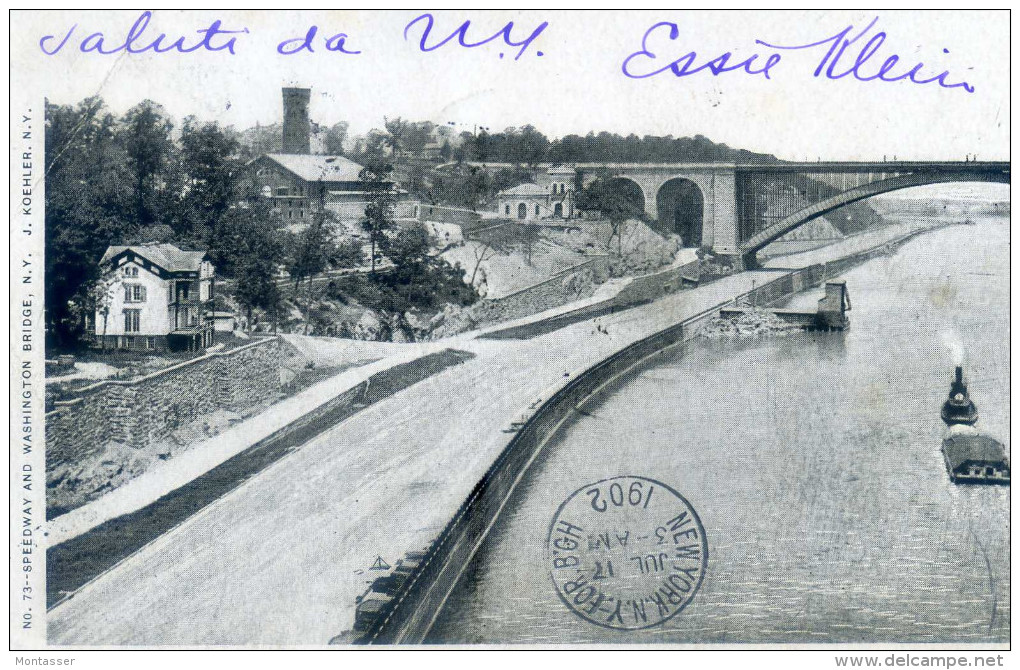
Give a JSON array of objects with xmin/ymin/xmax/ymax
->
[{"xmin": 49, "ymin": 271, "xmax": 777, "ymax": 645}]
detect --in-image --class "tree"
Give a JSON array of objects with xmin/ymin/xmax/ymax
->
[
  {"xmin": 508, "ymin": 125, "xmax": 550, "ymax": 166},
  {"xmin": 173, "ymin": 118, "xmax": 240, "ymax": 244},
  {"xmin": 213, "ymin": 177, "xmax": 287, "ymax": 331},
  {"xmin": 324, "ymin": 121, "xmax": 349, "ymax": 155},
  {"xmin": 78, "ymin": 273, "xmax": 119, "ymax": 352},
  {"xmin": 230, "ymin": 218, "xmax": 285, "ymax": 332},
  {"xmin": 358, "ymin": 161, "xmax": 396, "ymax": 274},
  {"xmin": 468, "ymin": 239, "xmax": 498, "ymax": 288},
  {"xmin": 386, "ymin": 222, "xmax": 431, "ymax": 273},
  {"xmin": 45, "ymin": 97, "xmax": 136, "ymax": 347},
  {"xmin": 383, "ymin": 117, "xmax": 409, "ymax": 159},
  {"xmin": 576, "ymin": 176, "xmax": 645, "ymax": 256},
  {"xmin": 288, "ymin": 210, "xmax": 355, "ymax": 334},
  {"xmin": 120, "ymin": 100, "xmax": 174, "ymax": 226}
]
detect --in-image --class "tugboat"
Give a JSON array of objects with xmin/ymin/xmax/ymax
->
[
  {"xmin": 941, "ymin": 366, "xmax": 979, "ymax": 426},
  {"xmin": 939, "ymin": 366, "xmax": 1009, "ymax": 485}
]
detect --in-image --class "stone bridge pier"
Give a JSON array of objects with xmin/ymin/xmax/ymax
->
[{"xmin": 578, "ymin": 164, "xmax": 740, "ymax": 257}]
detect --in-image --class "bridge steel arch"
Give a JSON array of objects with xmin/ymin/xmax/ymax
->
[{"xmin": 739, "ymin": 170, "xmax": 1010, "ymax": 267}]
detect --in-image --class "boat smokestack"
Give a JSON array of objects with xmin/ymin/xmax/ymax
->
[{"xmin": 942, "ymin": 366, "xmax": 978, "ymax": 427}]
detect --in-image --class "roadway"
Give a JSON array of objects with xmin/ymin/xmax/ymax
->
[{"xmin": 47, "ymin": 270, "xmax": 776, "ymax": 645}]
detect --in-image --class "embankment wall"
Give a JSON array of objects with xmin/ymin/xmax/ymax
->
[
  {"xmin": 363, "ymin": 225, "xmax": 934, "ymax": 643},
  {"xmin": 46, "ymin": 337, "xmax": 283, "ymax": 476}
]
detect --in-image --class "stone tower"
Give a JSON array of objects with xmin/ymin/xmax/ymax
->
[{"xmin": 281, "ymin": 87, "xmax": 311, "ymax": 155}]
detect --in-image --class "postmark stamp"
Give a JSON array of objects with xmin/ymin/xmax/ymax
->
[{"xmin": 546, "ymin": 475, "xmax": 708, "ymax": 630}]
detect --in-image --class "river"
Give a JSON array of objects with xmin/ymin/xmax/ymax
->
[{"xmin": 429, "ymin": 213, "xmax": 1010, "ymax": 644}]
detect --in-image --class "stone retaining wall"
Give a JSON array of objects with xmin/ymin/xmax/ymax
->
[
  {"xmin": 610, "ymin": 259, "xmax": 701, "ymax": 306},
  {"xmin": 46, "ymin": 337, "xmax": 283, "ymax": 476},
  {"xmin": 482, "ymin": 256, "xmax": 611, "ymax": 321}
]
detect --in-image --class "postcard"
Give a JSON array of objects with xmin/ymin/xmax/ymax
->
[{"xmin": 9, "ymin": 9, "xmax": 1010, "ymax": 656}]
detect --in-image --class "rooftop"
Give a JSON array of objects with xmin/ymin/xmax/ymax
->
[
  {"xmin": 260, "ymin": 153, "xmax": 369, "ymax": 182},
  {"xmin": 101, "ymin": 243, "xmax": 208, "ymax": 273},
  {"xmin": 499, "ymin": 183, "xmax": 549, "ymax": 197},
  {"xmin": 943, "ymin": 432, "xmax": 1009, "ymax": 471}
]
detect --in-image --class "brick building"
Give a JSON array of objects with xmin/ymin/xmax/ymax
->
[{"xmin": 248, "ymin": 87, "xmax": 408, "ymax": 223}]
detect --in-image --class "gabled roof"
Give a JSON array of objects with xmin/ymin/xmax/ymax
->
[
  {"xmin": 257, "ymin": 153, "xmax": 368, "ymax": 182},
  {"xmin": 943, "ymin": 433, "xmax": 1009, "ymax": 471},
  {"xmin": 101, "ymin": 243, "xmax": 208, "ymax": 274},
  {"xmin": 499, "ymin": 183, "xmax": 548, "ymax": 197}
]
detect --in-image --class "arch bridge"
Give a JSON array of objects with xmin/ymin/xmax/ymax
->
[{"xmin": 576, "ymin": 161, "xmax": 1010, "ymax": 268}]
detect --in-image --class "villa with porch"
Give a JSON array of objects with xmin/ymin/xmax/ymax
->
[{"xmin": 94, "ymin": 243, "xmax": 216, "ymax": 352}]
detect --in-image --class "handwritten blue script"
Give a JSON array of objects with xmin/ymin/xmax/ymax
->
[
  {"xmin": 277, "ymin": 26, "xmax": 360, "ymax": 55},
  {"xmin": 404, "ymin": 13, "xmax": 547, "ymax": 60},
  {"xmin": 39, "ymin": 11, "xmax": 249, "ymax": 55},
  {"xmin": 755, "ymin": 16, "xmax": 974, "ymax": 92},
  {"xmin": 623, "ymin": 16, "xmax": 974, "ymax": 93},
  {"xmin": 623, "ymin": 22, "xmax": 781, "ymax": 80}
]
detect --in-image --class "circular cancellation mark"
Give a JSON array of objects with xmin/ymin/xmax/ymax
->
[{"xmin": 546, "ymin": 475, "xmax": 708, "ymax": 630}]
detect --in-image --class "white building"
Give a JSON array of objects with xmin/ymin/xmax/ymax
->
[
  {"xmin": 94, "ymin": 243, "xmax": 216, "ymax": 352},
  {"xmin": 496, "ymin": 166, "xmax": 576, "ymax": 221}
]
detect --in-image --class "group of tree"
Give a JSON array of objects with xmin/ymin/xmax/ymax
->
[
  {"xmin": 45, "ymin": 97, "xmax": 264, "ymax": 345},
  {"xmin": 454, "ymin": 128, "xmax": 777, "ymax": 166},
  {"xmin": 45, "ymin": 97, "xmax": 317, "ymax": 346}
]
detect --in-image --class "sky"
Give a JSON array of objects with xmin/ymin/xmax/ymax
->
[{"xmin": 11, "ymin": 10, "xmax": 1010, "ymax": 161}]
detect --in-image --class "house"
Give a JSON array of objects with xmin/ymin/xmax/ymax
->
[
  {"xmin": 496, "ymin": 166, "xmax": 576, "ymax": 221},
  {"xmin": 248, "ymin": 152, "xmax": 397, "ymax": 222},
  {"xmin": 247, "ymin": 87, "xmax": 411, "ymax": 223},
  {"xmin": 94, "ymin": 243, "xmax": 215, "ymax": 352}
]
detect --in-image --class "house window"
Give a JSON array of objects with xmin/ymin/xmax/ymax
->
[
  {"xmin": 299, "ymin": 210, "xmax": 304, "ymax": 218},
  {"xmin": 125, "ymin": 336, "xmax": 135, "ymax": 348},
  {"xmin": 124, "ymin": 266, "xmax": 139, "ymax": 277},
  {"xmin": 505, "ymin": 205, "xmax": 510, "ymax": 216},
  {"xmin": 124, "ymin": 309, "xmax": 141, "ymax": 333},
  {"xmin": 535, "ymin": 204, "xmax": 541, "ymax": 216},
  {"xmin": 124, "ymin": 284, "xmax": 146, "ymax": 303},
  {"xmin": 146, "ymin": 337, "xmax": 155, "ymax": 350}
]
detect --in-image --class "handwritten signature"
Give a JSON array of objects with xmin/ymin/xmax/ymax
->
[{"xmin": 623, "ymin": 16, "xmax": 974, "ymax": 93}]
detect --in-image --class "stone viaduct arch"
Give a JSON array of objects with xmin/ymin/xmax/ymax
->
[
  {"xmin": 604, "ymin": 176, "xmax": 647, "ymax": 215},
  {"xmin": 656, "ymin": 177, "xmax": 705, "ymax": 247},
  {"xmin": 580, "ymin": 164, "xmax": 739, "ymax": 254}
]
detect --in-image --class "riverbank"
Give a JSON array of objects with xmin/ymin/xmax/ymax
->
[
  {"xmin": 427, "ymin": 217, "xmax": 1009, "ymax": 645},
  {"xmin": 47, "ymin": 217, "xmax": 978, "ymax": 645}
]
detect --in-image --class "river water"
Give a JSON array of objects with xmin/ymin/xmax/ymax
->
[{"xmin": 430, "ymin": 214, "xmax": 1010, "ymax": 645}]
